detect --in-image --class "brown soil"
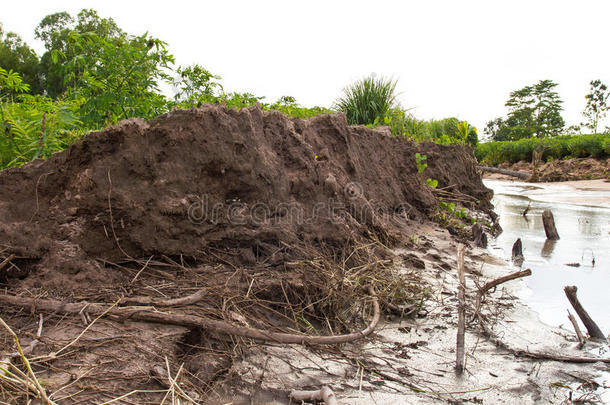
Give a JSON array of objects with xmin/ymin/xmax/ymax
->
[
  {"xmin": 0, "ymin": 105, "xmax": 493, "ymax": 403},
  {"xmin": 492, "ymin": 157, "xmax": 610, "ymax": 182}
]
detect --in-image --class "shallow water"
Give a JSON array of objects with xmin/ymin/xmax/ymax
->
[{"xmin": 484, "ymin": 179, "xmax": 610, "ymax": 334}]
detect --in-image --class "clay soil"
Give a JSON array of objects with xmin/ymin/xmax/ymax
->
[{"xmin": 0, "ymin": 104, "xmax": 539, "ymax": 404}]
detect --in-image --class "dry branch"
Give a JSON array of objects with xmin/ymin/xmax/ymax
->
[
  {"xmin": 567, "ymin": 310, "xmax": 585, "ymax": 348},
  {"xmin": 476, "ymin": 271, "xmax": 610, "ymax": 363},
  {"xmin": 0, "ymin": 287, "xmax": 379, "ymax": 345},
  {"xmin": 477, "ymin": 166, "xmax": 530, "ymax": 180},
  {"xmin": 564, "ymin": 286, "xmax": 606, "ymax": 341},
  {"xmin": 119, "ymin": 289, "xmax": 208, "ymax": 307},
  {"xmin": 456, "ymin": 244, "xmax": 466, "ymax": 373},
  {"xmin": 290, "ymin": 385, "xmax": 338, "ymax": 405}
]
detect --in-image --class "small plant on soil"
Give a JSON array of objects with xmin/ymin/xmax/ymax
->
[{"xmin": 415, "ymin": 153, "xmax": 438, "ymax": 188}]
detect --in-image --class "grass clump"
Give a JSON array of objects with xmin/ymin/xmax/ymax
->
[{"xmin": 334, "ymin": 76, "xmax": 398, "ymax": 125}]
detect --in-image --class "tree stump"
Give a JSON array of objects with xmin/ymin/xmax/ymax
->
[
  {"xmin": 512, "ymin": 238, "xmax": 524, "ymax": 266},
  {"xmin": 542, "ymin": 209, "xmax": 560, "ymax": 240},
  {"xmin": 471, "ymin": 224, "xmax": 488, "ymax": 248},
  {"xmin": 564, "ymin": 286, "xmax": 606, "ymax": 341}
]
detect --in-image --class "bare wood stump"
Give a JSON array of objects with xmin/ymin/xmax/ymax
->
[
  {"xmin": 542, "ymin": 209, "xmax": 560, "ymax": 240},
  {"xmin": 564, "ymin": 286, "xmax": 606, "ymax": 341},
  {"xmin": 471, "ymin": 224, "xmax": 488, "ymax": 248},
  {"xmin": 511, "ymin": 238, "xmax": 524, "ymax": 266}
]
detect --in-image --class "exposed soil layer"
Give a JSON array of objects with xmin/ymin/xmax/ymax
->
[
  {"xmin": 488, "ymin": 157, "xmax": 610, "ymax": 182},
  {"xmin": 0, "ymin": 105, "xmax": 492, "ymax": 403}
]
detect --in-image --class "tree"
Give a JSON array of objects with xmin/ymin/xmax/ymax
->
[
  {"xmin": 35, "ymin": 9, "xmax": 123, "ymax": 97},
  {"xmin": 582, "ymin": 79, "xmax": 609, "ymax": 134},
  {"xmin": 0, "ymin": 24, "xmax": 42, "ymax": 93},
  {"xmin": 485, "ymin": 80, "xmax": 564, "ymax": 141},
  {"xmin": 57, "ymin": 30, "xmax": 174, "ymax": 128}
]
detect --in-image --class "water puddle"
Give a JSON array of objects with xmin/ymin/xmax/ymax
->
[{"xmin": 484, "ymin": 179, "xmax": 610, "ymax": 334}]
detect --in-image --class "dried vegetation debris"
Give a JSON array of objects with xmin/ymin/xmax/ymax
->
[{"xmin": 0, "ymin": 104, "xmax": 493, "ymax": 403}]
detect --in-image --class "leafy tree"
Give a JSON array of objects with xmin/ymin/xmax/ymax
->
[
  {"xmin": 0, "ymin": 24, "xmax": 42, "ymax": 93},
  {"xmin": 171, "ymin": 64, "xmax": 223, "ymax": 106},
  {"xmin": 485, "ymin": 80, "xmax": 564, "ymax": 141},
  {"xmin": 0, "ymin": 66, "xmax": 30, "ymax": 100},
  {"xmin": 582, "ymin": 79, "xmax": 609, "ymax": 133},
  {"xmin": 57, "ymin": 31, "xmax": 174, "ymax": 128},
  {"xmin": 334, "ymin": 76, "xmax": 398, "ymax": 125},
  {"xmin": 35, "ymin": 9, "xmax": 123, "ymax": 97}
]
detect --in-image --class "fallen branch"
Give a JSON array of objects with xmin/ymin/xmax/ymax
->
[
  {"xmin": 290, "ymin": 385, "xmax": 338, "ymax": 405},
  {"xmin": 475, "ymin": 269, "xmax": 532, "ymax": 311},
  {"xmin": 476, "ymin": 271, "xmax": 610, "ymax": 363},
  {"xmin": 119, "ymin": 289, "xmax": 208, "ymax": 307},
  {"xmin": 477, "ymin": 166, "xmax": 530, "ymax": 180},
  {"xmin": 567, "ymin": 310, "xmax": 585, "ymax": 348},
  {"xmin": 0, "ymin": 287, "xmax": 379, "ymax": 345},
  {"xmin": 564, "ymin": 286, "xmax": 606, "ymax": 341}
]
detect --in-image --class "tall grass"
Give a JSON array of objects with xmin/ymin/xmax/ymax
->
[{"xmin": 334, "ymin": 76, "xmax": 398, "ymax": 125}]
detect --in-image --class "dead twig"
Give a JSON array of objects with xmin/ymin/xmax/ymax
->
[
  {"xmin": 567, "ymin": 310, "xmax": 585, "ymax": 348},
  {"xmin": 0, "ymin": 316, "xmax": 55, "ymax": 404}
]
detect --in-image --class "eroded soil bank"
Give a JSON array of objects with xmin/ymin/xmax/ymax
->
[
  {"xmin": 483, "ymin": 157, "xmax": 609, "ymax": 182},
  {"xmin": 0, "ymin": 105, "xmax": 607, "ymax": 404}
]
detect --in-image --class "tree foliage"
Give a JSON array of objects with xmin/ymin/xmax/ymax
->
[
  {"xmin": 485, "ymin": 80, "xmax": 565, "ymax": 141},
  {"xmin": 56, "ymin": 31, "xmax": 174, "ymax": 128},
  {"xmin": 0, "ymin": 24, "xmax": 42, "ymax": 94},
  {"xmin": 35, "ymin": 9, "xmax": 124, "ymax": 97},
  {"xmin": 582, "ymin": 79, "xmax": 609, "ymax": 134}
]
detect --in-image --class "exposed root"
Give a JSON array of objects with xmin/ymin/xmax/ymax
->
[
  {"xmin": 0, "ymin": 286, "xmax": 379, "ymax": 345},
  {"xmin": 290, "ymin": 385, "xmax": 338, "ymax": 405}
]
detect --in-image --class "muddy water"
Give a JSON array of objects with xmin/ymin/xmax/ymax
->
[{"xmin": 484, "ymin": 179, "xmax": 610, "ymax": 334}]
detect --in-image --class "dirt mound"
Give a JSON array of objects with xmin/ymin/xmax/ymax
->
[
  {"xmin": 0, "ymin": 104, "xmax": 492, "ymax": 403},
  {"xmin": 0, "ymin": 105, "xmax": 489, "ymax": 290}
]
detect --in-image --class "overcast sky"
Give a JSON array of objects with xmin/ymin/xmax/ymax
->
[{"xmin": 3, "ymin": 0, "xmax": 610, "ymax": 136}]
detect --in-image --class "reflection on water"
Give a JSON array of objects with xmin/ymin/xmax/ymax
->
[{"xmin": 485, "ymin": 179, "xmax": 610, "ymax": 333}]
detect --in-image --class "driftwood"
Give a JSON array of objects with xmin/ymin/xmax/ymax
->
[
  {"xmin": 542, "ymin": 209, "xmax": 560, "ymax": 240},
  {"xmin": 290, "ymin": 386, "xmax": 338, "ymax": 405},
  {"xmin": 475, "ymin": 269, "xmax": 532, "ymax": 311},
  {"xmin": 456, "ymin": 244, "xmax": 466, "ymax": 373},
  {"xmin": 567, "ymin": 310, "xmax": 585, "ymax": 348},
  {"xmin": 474, "ymin": 270, "xmax": 610, "ymax": 363},
  {"xmin": 564, "ymin": 286, "xmax": 606, "ymax": 341},
  {"xmin": 478, "ymin": 166, "xmax": 530, "ymax": 180},
  {"xmin": 0, "ymin": 287, "xmax": 379, "ymax": 345}
]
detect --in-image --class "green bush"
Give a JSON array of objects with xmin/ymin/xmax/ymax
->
[{"xmin": 476, "ymin": 134, "xmax": 610, "ymax": 165}]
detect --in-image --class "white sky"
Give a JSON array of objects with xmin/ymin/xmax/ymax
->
[{"xmin": 3, "ymin": 0, "xmax": 610, "ymax": 136}]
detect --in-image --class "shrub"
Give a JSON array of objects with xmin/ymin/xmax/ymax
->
[{"xmin": 476, "ymin": 134, "xmax": 610, "ymax": 165}]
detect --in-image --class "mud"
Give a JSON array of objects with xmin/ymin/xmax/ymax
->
[
  {"xmin": 0, "ymin": 105, "xmax": 499, "ymax": 403},
  {"xmin": 487, "ymin": 158, "xmax": 610, "ymax": 182}
]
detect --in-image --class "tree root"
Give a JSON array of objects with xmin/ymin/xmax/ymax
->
[
  {"xmin": 290, "ymin": 385, "xmax": 338, "ymax": 405},
  {"xmin": 0, "ymin": 286, "xmax": 379, "ymax": 345}
]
